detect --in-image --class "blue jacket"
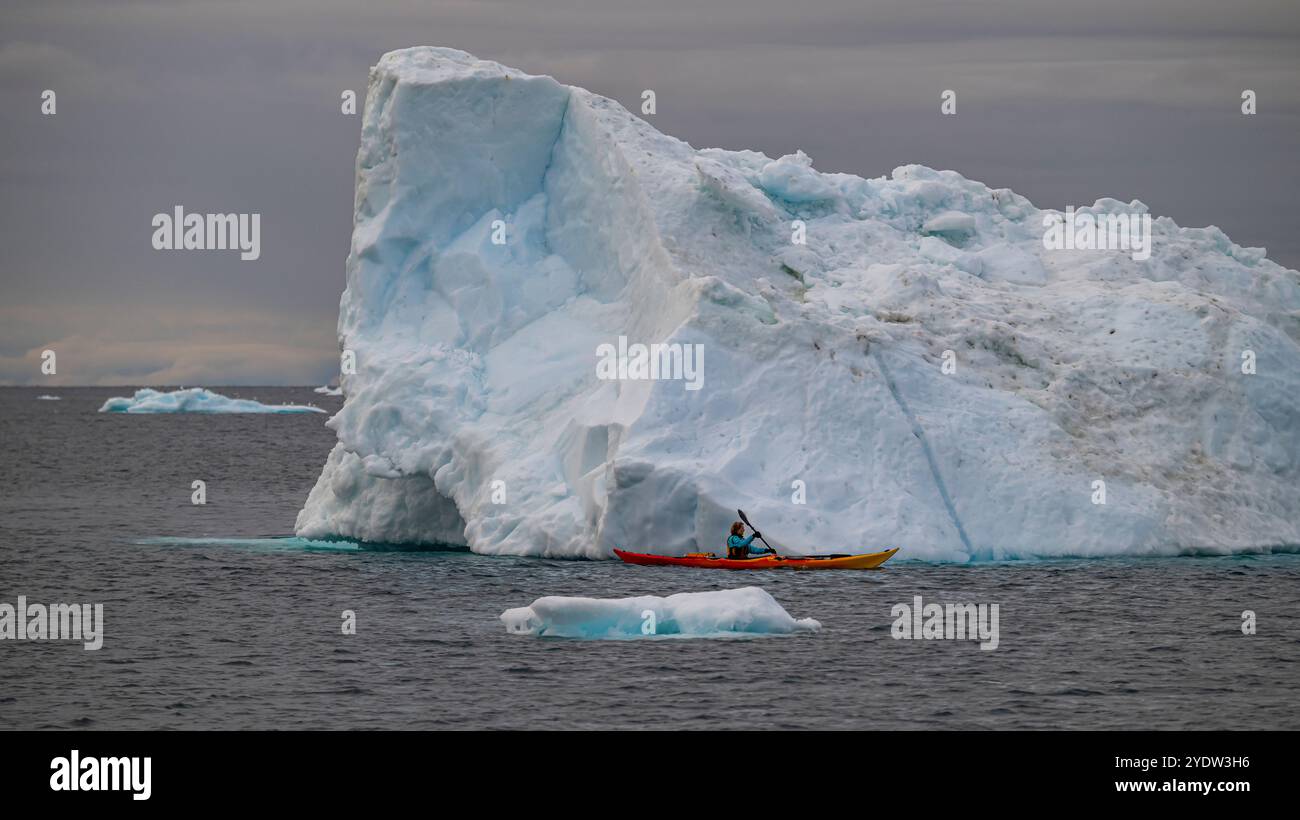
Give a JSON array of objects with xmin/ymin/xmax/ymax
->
[{"xmin": 728, "ymin": 534, "xmax": 772, "ymax": 556}]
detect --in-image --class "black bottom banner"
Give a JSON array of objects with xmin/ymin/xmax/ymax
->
[{"xmin": 0, "ymin": 730, "xmax": 1283, "ymax": 808}]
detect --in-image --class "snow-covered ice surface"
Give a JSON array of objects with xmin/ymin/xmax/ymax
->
[
  {"xmin": 501, "ymin": 586, "xmax": 819, "ymax": 639},
  {"xmin": 297, "ymin": 46, "xmax": 1300, "ymax": 561},
  {"xmin": 100, "ymin": 388, "xmax": 326, "ymax": 414}
]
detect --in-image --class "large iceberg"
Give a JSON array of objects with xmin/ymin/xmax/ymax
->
[
  {"xmin": 296, "ymin": 47, "xmax": 1300, "ymax": 561},
  {"xmin": 501, "ymin": 587, "xmax": 820, "ymax": 639}
]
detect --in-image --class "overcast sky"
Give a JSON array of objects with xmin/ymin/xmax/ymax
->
[{"xmin": 2, "ymin": 0, "xmax": 1297, "ymax": 385}]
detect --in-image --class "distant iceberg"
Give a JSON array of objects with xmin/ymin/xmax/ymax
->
[
  {"xmin": 99, "ymin": 388, "xmax": 326, "ymax": 414},
  {"xmin": 36, "ymin": 395, "xmax": 61, "ymax": 401},
  {"xmin": 295, "ymin": 47, "xmax": 1300, "ymax": 560},
  {"xmin": 501, "ymin": 586, "xmax": 820, "ymax": 639},
  {"xmin": 313, "ymin": 385, "xmax": 343, "ymax": 396}
]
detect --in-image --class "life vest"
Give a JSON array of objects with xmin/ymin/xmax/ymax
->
[{"xmin": 727, "ymin": 534, "xmax": 747, "ymax": 559}]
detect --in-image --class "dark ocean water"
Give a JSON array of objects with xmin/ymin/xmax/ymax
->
[{"xmin": 1, "ymin": 386, "xmax": 1297, "ymax": 730}]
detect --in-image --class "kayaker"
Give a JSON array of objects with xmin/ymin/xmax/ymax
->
[{"xmin": 727, "ymin": 521, "xmax": 776, "ymax": 559}]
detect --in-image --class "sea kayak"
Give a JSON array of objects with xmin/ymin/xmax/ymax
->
[{"xmin": 613, "ymin": 547, "xmax": 899, "ymax": 571}]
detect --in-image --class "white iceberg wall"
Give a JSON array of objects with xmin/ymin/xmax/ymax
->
[
  {"xmin": 298, "ymin": 46, "xmax": 1300, "ymax": 558},
  {"xmin": 501, "ymin": 586, "xmax": 820, "ymax": 639},
  {"xmin": 298, "ymin": 48, "xmax": 700, "ymax": 554},
  {"xmin": 297, "ymin": 443, "xmax": 468, "ymax": 547}
]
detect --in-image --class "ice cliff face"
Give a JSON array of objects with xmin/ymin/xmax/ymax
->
[{"xmin": 296, "ymin": 46, "xmax": 1300, "ymax": 560}]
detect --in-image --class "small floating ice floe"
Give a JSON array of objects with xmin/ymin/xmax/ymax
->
[{"xmin": 501, "ymin": 586, "xmax": 820, "ymax": 639}]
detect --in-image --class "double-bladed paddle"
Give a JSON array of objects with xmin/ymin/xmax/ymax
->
[
  {"xmin": 736, "ymin": 509, "xmax": 851, "ymax": 560},
  {"xmin": 736, "ymin": 508, "xmax": 775, "ymax": 552}
]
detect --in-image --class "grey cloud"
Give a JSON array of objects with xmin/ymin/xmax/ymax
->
[{"xmin": 1, "ymin": 0, "xmax": 1297, "ymax": 385}]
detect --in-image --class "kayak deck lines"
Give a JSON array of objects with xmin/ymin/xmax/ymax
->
[{"xmin": 613, "ymin": 547, "xmax": 899, "ymax": 571}]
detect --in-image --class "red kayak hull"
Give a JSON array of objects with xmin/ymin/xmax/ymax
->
[{"xmin": 613, "ymin": 547, "xmax": 899, "ymax": 570}]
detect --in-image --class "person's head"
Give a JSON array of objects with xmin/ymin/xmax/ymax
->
[{"xmin": 730, "ymin": 521, "xmax": 745, "ymax": 537}]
